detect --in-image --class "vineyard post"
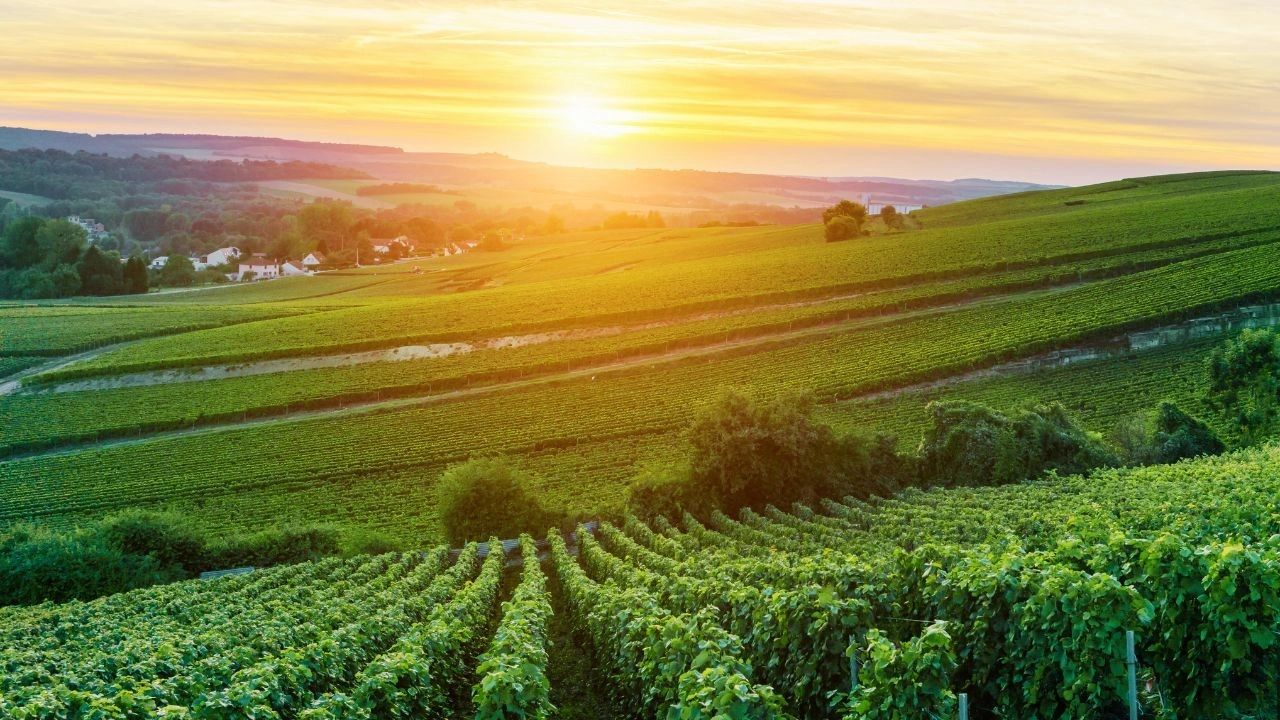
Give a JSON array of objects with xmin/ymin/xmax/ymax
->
[
  {"xmin": 1126, "ymin": 630, "xmax": 1138, "ymax": 720},
  {"xmin": 958, "ymin": 693, "xmax": 968, "ymax": 720}
]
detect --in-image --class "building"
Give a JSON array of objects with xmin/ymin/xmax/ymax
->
[
  {"xmin": 866, "ymin": 200, "xmax": 924, "ymax": 215},
  {"xmin": 66, "ymin": 215, "xmax": 110, "ymax": 242},
  {"xmin": 300, "ymin": 251, "xmax": 326, "ymax": 268},
  {"xmin": 237, "ymin": 254, "xmax": 281, "ymax": 281},
  {"xmin": 149, "ymin": 256, "xmax": 169, "ymax": 270},
  {"xmin": 193, "ymin": 246, "xmax": 242, "ymax": 271},
  {"xmin": 280, "ymin": 261, "xmax": 311, "ymax": 277}
]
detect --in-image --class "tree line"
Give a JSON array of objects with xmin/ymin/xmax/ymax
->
[{"xmin": 0, "ymin": 215, "xmax": 148, "ymax": 298}]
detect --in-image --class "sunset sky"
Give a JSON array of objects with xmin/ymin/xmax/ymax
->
[{"xmin": 5, "ymin": 0, "xmax": 1280, "ymax": 184}]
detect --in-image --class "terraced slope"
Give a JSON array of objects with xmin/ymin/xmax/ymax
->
[{"xmin": 2, "ymin": 171, "xmax": 1278, "ymax": 542}]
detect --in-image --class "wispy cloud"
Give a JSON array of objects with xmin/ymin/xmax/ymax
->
[{"xmin": 3, "ymin": 0, "xmax": 1278, "ymax": 183}]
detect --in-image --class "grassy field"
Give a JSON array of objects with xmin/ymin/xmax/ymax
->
[{"xmin": 3, "ymin": 171, "xmax": 1279, "ymax": 542}]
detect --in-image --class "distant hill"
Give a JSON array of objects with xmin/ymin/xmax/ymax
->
[{"xmin": 0, "ymin": 126, "xmax": 1058, "ymax": 209}]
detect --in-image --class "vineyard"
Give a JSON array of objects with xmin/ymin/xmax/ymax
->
[{"xmin": 5, "ymin": 445, "xmax": 1280, "ymax": 717}]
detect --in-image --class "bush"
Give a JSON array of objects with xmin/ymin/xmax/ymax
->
[
  {"xmin": 436, "ymin": 457, "xmax": 555, "ymax": 545},
  {"xmin": 1150, "ymin": 401, "xmax": 1225, "ymax": 464},
  {"xmin": 208, "ymin": 526, "xmax": 344, "ymax": 568},
  {"xmin": 97, "ymin": 509, "xmax": 207, "ymax": 572},
  {"xmin": 0, "ymin": 523, "xmax": 176, "ymax": 605},
  {"xmin": 625, "ymin": 462, "xmax": 707, "ymax": 522},
  {"xmin": 917, "ymin": 401, "xmax": 1118, "ymax": 487},
  {"xmin": 824, "ymin": 215, "xmax": 860, "ymax": 242},
  {"xmin": 1207, "ymin": 328, "xmax": 1280, "ymax": 444}
]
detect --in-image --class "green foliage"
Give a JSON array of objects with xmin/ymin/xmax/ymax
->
[
  {"xmin": 917, "ymin": 400, "xmax": 1118, "ymax": 486},
  {"xmin": 685, "ymin": 390, "xmax": 852, "ymax": 513},
  {"xmin": 157, "ymin": 253, "xmax": 198, "ymax": 287},
  {"xmin": 0, "ymin": 512, "xmax": 387, "ymax": 606},
  {"xmin": 1149, "ymin": 401, "xmax": 1225, "ymax": 463},
  {"xmin": 123, "ymin": 255, "xmax": 150, "ymax": 293},
  {"xmin": 1207, "ymin": 328, "xmax": 1280, "ymax": 443},
  {"xmin": 823, "ymin": 215, "xmax": 860, "ymax": 242},
  {"xmin": 821, "ymin": 200, "xmax": 868, "ymax": 226},
  {"xmin": 436, "ymin": 457, "xmax": 556, "ymax": 545},
  {"xmin": 77, "ymin": 244, "xmax": 124, "ymax": 295},
  {"xmin": 472, "ymin": 536, "xmax": 555, "ymax": 720},
  {"xmin": 845, "ymin": 625, "xmax": 956, "ymax": 719},
  {"xmin": 0, "ymin": 522, "xmax": 176, "ymax": 605}
]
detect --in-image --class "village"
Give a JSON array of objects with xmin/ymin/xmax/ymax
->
[{"xmin": 136, "ymin": 236, "xmax": 481, "ymax": 282}]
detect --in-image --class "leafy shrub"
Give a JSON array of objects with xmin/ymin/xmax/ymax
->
[
  {"xmin": 0, "ymin": 523, "xmax": 176, "ymax": 605},
  {"xmin": 97, "ymin": 509, "xmax": 207, "ymax": 572},
  {"xmin": 208, "ymin": 525, "xmax": 343, "ymax": 567},
  {"xmin": 917, "ymin": 400, "xmax": 1118, "ymax": 487},
  {"xmin": 824, "ymin": 215, "xmax": 860, "ymax": 242},
  {"xmin": 1150, "ymin": 401, "xmax": 1225, "ymax": 463},
  {"xmin": 1207, "ymin": 328, "xmax": 1280, "ymax": 443},
  {"xmin": 436, "ymin": 457, "xmax": 555, "ymax": 545}
]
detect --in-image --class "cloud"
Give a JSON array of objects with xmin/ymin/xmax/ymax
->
[{"xmin": 3, "ymin": 0, "xmax": 1279, "ymax": 183}]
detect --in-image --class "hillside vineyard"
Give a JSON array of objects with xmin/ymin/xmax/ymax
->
[
  {"xmin": 4, "ymin": 446, "xmax": 1280, "ymax": 716},
  {"xmin": 5, "ymin": 172, "xmax": 1280, "ymax": 541}
]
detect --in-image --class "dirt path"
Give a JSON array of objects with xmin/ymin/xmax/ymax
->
[
  {"xmin": 544, "ymin": 563, "xmax": 625, "ymax": 720},
  {"xmin": 16, "ymin": 279, "xmax": 1065, "ymax": 395},
  {"xmin": 0, "ymin": 340, "xmax": 145, "ymax": 395}
]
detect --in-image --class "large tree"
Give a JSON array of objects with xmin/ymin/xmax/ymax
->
[{"xmin": 76, "ymin": 245, "xmax": 123, "ymax": 296}]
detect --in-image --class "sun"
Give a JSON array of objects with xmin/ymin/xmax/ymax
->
[{"xmin": 556, "ymin": 96, "xmax": 634, "ymax": 139}]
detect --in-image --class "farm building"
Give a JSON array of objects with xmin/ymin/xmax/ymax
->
[
  {"xmin": 301, "ymin": 251, "xmax": 326, "ymax": 267},
  {"xmin": 148, "ymin": 256, "xmax": 168, "ymax": 270},
  {"xmin": 237, "ymin": 255, "xmax": 281, "ymax": 281},
  {"xmin": 281, "ymin": 261, "xmax": 311, "ymax": 276},
  {"xmin": 193, "ymin": 247, "xmax": 242, "ymax": 271}
]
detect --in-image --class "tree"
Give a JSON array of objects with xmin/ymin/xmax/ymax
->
[
  {"xmin": 123, "ymin": 209, "xmax": 170, "ymax": 242},
  {"xmin": 298, "ymin": 201, "xmax": 354, "ymax": 251},
  {"xmin": 157, "ymin": 253, "xmax": 197, "ymax": 287},
  {"xmin": 1111, "ymin": 402, "xmax": 1226, "ymax": 465},
  {"xmin": 435, "ymin": 457, "xmax": 554, "ymax": 545},
  {"xmin": 34, "ymin": 219, "xmax": 86, "ymax": 270},
  {"xmin": 49, "ymin": 264, "xmax": 81, "ymax": 297},
  {"xmin": 822, "ymin": 199, "xmax": 868, "ymax": 227},
  {"xmin": 1207, "ymin": 329, "xmax": 1280, "ymax": 444},
  {"xmin": 0, "ymin": 216, "xmax": 44, "ymax": 269},
  {"xmin": 76, "ymin": 245, "xmax": 123, "ymax": 296},
  {"xmin": 880, "ymin": 205, "xmax": 904, "ymax": 230},
  {"xmin": 1150, "ymin": 401, "xmax": 1225, "ymax": 463},
  {"xmin": 917, "ymin": 401, "xmax": 1117, "ymax": 487},
  {"xmin": 646, "ymin": 210, "xmax": 666, "ymax": 228},
  {"xmin": 123, "ymin": 256, "xmax": 149, "ymax": 294},
  {"xmin": 685, "ymin": 390, "xmax": 853, "ymax": 513},
  {"xmin": 824, "ymin": 215, "xmax": 860, "ymax": 242}
]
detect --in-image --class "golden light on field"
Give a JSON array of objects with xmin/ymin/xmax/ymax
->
[{"xmin": 4, "ymin": 0, "xmax": 1280, "ymax": 182}]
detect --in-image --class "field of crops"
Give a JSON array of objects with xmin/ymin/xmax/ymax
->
[
  {"xmin": 0, "ymin": 539, "xmax": 556, "ymax": 718},
  {"xmin": 6, "ymin": 445, "xmax": 1280, "ymax": 717},
  {"xmin": 10, "ymin": 232, "xmax": 1275, "ymax": 455},
  {"xmin": 5, "ymin": 250, "xmax": 1280, "ymax": 537},
  {"xmin": 4, "ymin": 171, "xmax": 1280, "ymax": 543},
  {"xmin": 40, "ymin": 172, "xmax": 1280, "ymax": 377}
]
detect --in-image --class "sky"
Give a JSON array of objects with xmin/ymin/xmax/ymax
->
[{"xmin": 4, "ymin": 0, "xmax": 1280, "ymax": 185}]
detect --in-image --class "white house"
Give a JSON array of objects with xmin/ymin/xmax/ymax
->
[
  {"xmin": 237, "ymin": 255, "xmax": 281, "ymax": 281},
  {"xmin": 372, "ymin": 244, "xmax": 390, "ymax": 255},
  {"xmin": 866, "ymin": 200, "xmax": 924, "ymax": 215},
  {"xmin": 67, "ymin": 215, "xmax": 109, "ymax": 242},
  {"xmin": 280, "ymin": 261, "xmax": 311, "ymax": 277},
  {"xmin": 149, "ymin": 256, "xmax": 169, "ymax": 270},
  {"xmin": 300, "ymin": 251, "xmax": 326, "ymax": 268},
  {"xmin": 193, "ymin": 246, "xmax": 242, "ymax": 271}
]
